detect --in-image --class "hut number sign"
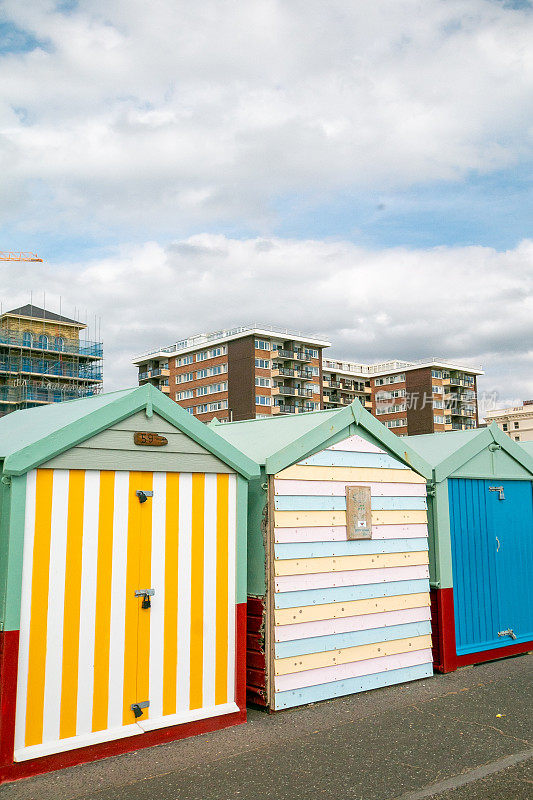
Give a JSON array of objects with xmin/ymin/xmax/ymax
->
[
  {"xmin": 133, "ymin": 431, "xmax": 168, "ymax": 447},
  {"xmin": 346, "ymin": 485, "xmax": 372, "ymax": 540}
]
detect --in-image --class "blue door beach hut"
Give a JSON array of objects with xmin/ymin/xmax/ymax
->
[{"xmin": 408, "ymin": 425, "xmax": 533, "ymax": 672}]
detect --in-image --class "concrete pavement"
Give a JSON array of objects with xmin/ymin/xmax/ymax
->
[{"xmin": 3, "ymin": 653, "xmax": 532, "ymax": 800}]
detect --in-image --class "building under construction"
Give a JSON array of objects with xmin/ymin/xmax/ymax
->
[{"xmin": 0, "ymin": 305, "xmax": 103, "ymax": 416}]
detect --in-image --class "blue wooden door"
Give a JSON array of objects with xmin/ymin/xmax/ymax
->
[
  {"xmin": 489, "ymin": 480, "xmax": 533, "ymax": 646},
  {"xmin": 449, "ymin": 478, "xmax": 533, "ymax": 655}
]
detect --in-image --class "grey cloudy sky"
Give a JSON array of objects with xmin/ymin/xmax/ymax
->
[{"xmin": 0, "ymin": 0, "xmax": 532, "ymax": 413}]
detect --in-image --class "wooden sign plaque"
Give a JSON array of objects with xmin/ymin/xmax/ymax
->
[
  {"xmin": 133, "ymin": 431, "xmax": 168, "ymax": 447},
  {"xmin": 346, "ymin": 485, "xmax": 372, "ymax": 540}
]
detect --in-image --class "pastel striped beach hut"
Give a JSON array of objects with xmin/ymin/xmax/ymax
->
[
  {"xmin": 211, "ymin": 401, "xmax": 434, "ymax": 711},
  {"xmin": 0, "ymin": 385, "xmax": 259, "ymax": 783}
]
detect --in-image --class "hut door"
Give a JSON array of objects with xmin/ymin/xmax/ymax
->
[
  {"xmin": 449, "ymin": 478, "xmax": 533, "ymax": 657},
  {"xmin": 488, "ymin": 480, "xmax": 533, "ymax": 647}
]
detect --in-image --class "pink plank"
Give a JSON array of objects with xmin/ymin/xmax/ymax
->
[
  {"xmin": 275, "ymin": 649, "xmax": 433, "ymax": 692},
  {"xmin": 274, "ymin": 523, "xmax": 428, "ymax": 543},
  {"xmin": 275, "ymin": 565, "xmax": 429, "ymax": 593},
  {"xmin": 274, "ymin": 480, "xmax": 426, "ymax": 497},
  {"xmin": 328, "ymin": 434, "xmax": 385, "ymax": 453},
  {"xmin": 275, "ymin": 607, "xmax": 431, "ymax": 642}
]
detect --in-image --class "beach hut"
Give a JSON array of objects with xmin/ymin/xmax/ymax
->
[
  {"xmin": 211, "ymin": 401, "xmax": 434, "ymax": 711},
  {"xmin": 408, "ymin": 425, "xmax": 533, "ymax": 673},
  {"xmin": 0, "ymin": 385, "xmax": 258, "ymax": 782}
]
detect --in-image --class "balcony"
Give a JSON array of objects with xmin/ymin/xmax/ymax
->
[
  {"xmin": 274, "ymin": 349, "xmax": 313, "ymax": 363},
  {"xmin": 272, "ymin": 366, "xmax": 316, "ymax": 380},
  {"xmin": 139, "ymin": 367, "xmax": 169, "ymax": 381},
  {"xmin": 0, "ymin": 329, "xmax": 103, "ymax": 359},
  {"xmin": 276, "ymin": 385, "xmax": 314, "ymax": 398}
]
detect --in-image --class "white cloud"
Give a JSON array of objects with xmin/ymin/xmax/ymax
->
[
  {"xmin": 0, "ymin": 0, "xmax": 532, "ymax": 232},
  {"xmin": 2, "ymin": 235, "xmax": 531, "ymax": 410}
]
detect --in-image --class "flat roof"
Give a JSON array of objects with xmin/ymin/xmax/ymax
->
[
  {"xmin": 133, "ymin": 325, "xmax": 331, "ymax": 364},
  {"xmin": 323, "ymin": 357, "xmax": 483, "ymax": 377}
]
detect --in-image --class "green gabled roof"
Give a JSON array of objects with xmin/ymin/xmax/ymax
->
[
  {"xmin": 519, "ymin": 441, "xmax": 533, "ymax": 458},
  {"xmin": 0, "ymin": 385, "xmax": 259, "ymax": 479},
  {"xmin": 408, "ymin": 423, "xmax": 533, "ymax": 482},
  {"xmin": 211, "ymin": 400, "xmax": 432, "ymax": 479}
]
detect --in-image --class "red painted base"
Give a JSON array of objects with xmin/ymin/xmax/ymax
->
[
  {"xmin": 431, "ymin": 587, "xmax": 532, "ymax": 673},
  {"xmin": 0, "ymin": 603, "xmax": 247, "ymax": 784}
]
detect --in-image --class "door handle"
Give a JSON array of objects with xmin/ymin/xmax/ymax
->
[{"xmin": 496, "ymin": 536, "xmax": 500, "ymax": 552}]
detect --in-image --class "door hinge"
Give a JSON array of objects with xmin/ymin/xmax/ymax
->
[
  {"xmin": 498, "ymin": 629, "xmax": 517, "ymax": 640},
  {"xmin": 131, "ymin": 700, "xmax": 150, "ymax": 718},
  {"xmin": 489, "ymin": 485, "xmax": 505, "ymax": 500}
]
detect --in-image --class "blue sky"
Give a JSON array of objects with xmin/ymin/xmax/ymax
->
[{"xmin": 0, "ymin": 0, "xmax": 532, "ymax": 405}]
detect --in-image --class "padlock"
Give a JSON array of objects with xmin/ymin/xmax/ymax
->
[{"xmin": 142, "ymin": 594, "xmax": 151, "ymax": 609}]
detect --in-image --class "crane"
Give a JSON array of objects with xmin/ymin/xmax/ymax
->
[{"xmin": 0, "ymin": 251, "xmax": 43, "ymax": 262}]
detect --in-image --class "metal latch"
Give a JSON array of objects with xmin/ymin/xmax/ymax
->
[
  {"xmin": 136, "ymin": 490, "xmax": 153, "ymax": 503},
  {"xmin": 135, "ymin": 588, "xmax": 155, "ymax": 609},
  {"xmin": 498, "ymin": 629, "xmax": 517, "ymax": 640},
  {"xmin": 131, "ymin": 700, "xmax": 150, "ymax": 718},
  {"xmin": 489, "ymin": 486, "xmax": 505, "ymax": 500}
]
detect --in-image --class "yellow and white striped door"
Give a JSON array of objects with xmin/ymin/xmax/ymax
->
[{"xmin": 14, "ymin": 469, "xmax": 238, "ymax": 762}]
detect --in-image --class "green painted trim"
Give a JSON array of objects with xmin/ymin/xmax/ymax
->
[
  {"xmin": 236, "ymin": 475, "xmax": 248, "ymax": 605},
  {"xmin": 433, "ymin": 423, "xmax": 533, "ymax": 483},
  {"xmin": 264, "ymin": 399, "xmax": 432, "ymax": 478},
  {"xmin": 4, "ymin": 384, "xmax": 260, "ymax": 480},
  {"xmin": 0, "ymin": 473, "xmax": 27, "ymax": 631},
  {"xmin": 350, "ymin": 401, "xmax": 433, "ymax": 479},
  {"xmin": 246, "ymin": 473, "xmax": 268, "ymax": 597},
  {"xmin": 429, "ymin": 479, "xmax": 453, "ymax": 589},
  {"xmin": 264, "ymin": 405, "xmax": 354, "ymax": 474}
]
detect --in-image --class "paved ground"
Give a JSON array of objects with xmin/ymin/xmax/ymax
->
[{"xmin": 3, "ymin": 654, "xmax": 532, "ymax": 800}]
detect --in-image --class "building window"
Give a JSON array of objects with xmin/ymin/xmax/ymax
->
[
  {"xmin": 514, "ymin": 421, "xmax": 519, "ymax": 429},
  {"xmin": 255, "ymin": 377, "xmax": 271, "ymax": 387},
  {"xmin": 434, "ymin": 415, "xmax": 445, "ymax": 424},
  {"xmin": 502, "ymin": 423, "xmax": 508, "ymax": 431},
  {"xmin": 196, "ymin": 386, "xmax": 209, "ymax": 396},
  {"xmin": 432, "ymin": 385, "xmax": 443, "ymax": 394},
  {"xmin": 177, "ymin": 372, "xmax": 194, "ymax": 383},
  {"xmin": 432, "ymin": 370, "xmax": 442, "ymax": 379},
  {"xmin": 38, "ymin": 334, "xmax": 49, "ymax": 349},
  {"xmin": 515, "ymin": 435, "xmax": 520, "ymax": 441},
  {"xmin": 374, "ymin": 374, "xmax": 405, "ymax": 387},
  {"xmin": 255, "ymin": 358, "xmax": 270, "ymax": 369},
  {"xmin": 196, "ymin": 364, "xmax": 227, "ymax": 379},
  {"xmin": 433, "ymin": 400, "xmax": 444, "ymax": 409},
  {"xmin": 196, "ymin": 346, "xmax": 227, "ymax": 361},
  {"xmin": 196, "ymin": 400, "xmax": 228, "ymax": 414},
  {"xmin": 305, "ymin": 348, "xmax": 319, "ymax": 358},
  {"xmin": 384, "ymin": 418, "xmax": 407, "ymax": 428},
  {"xmin": 255, "ymin": 395, "xmax": 272, "ymax": 406},
  {"xmin": 176, "ymin": 390, "xmax": 194, "ymax": 400},
  {"xmin": 255, "ymin": 339, "xmax": 270, "ymax": 351},
  {"xmin": 176, "ymin": 355, "xmax": 194, "ymax": 366},
  {"xmin": 54, "ymin": 336, "xmax": 65, "ymax": 351},
  {"xmin": 22, "ymin": 331, "xmax": 33, "ymax": 347}
]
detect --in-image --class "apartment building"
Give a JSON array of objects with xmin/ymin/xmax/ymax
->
[
  {"xmin": 322, "ymin": 358, "xmax": 372, "ymax": 410},
  {"xmin": 0, "ymin": 304, "xmax": 103, "ymax": 416},
  {"xmin": 484, "ymin": 401, "xmax": 533, "ymax": 442},
  {"xmin": 322, "ymin": 358, "xmax": 482, "ymax": 435},
  {"xmin": 133, "ymin": 326, "xmax": 330, "ymax": 423}
]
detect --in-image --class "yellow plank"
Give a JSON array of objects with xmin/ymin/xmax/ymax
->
[
  {"xmin": 123, "ymin": 472, "xmax": 141, "ymax": 725},
  {"xmin": 25, "ymin": 469, "xmax": 54, "ymax": 747},
  {"xmin": 276, "ymin": 465, "xmax": 426, "ymax": 484},
  {"xmin": 274, "ymin": 591, "xmax": 430, "ymax": 626},
  {"xmin": 274, "ymin": 509, "xmax": 427, "ymax": 528},
  {"xmin": 189, "ymin": 473, "xmax": 205, "ymax": 710},
  {"xmin": 60, "ymin": 470, "xmax": 85, "ymax": 739},
  {"xmin": 91, "ymin": 471, "xmax": 115, "ymax": 732},
  {"xmin": 163, "ymin": 472, "xmax": 179, "ymax": 717},
  {"xmin": 274, "ymin": 550, "xmax": 429, "ymax": 576},
  {"xmin": 137, "ymin": 472, "xmax": 153, "ymax": 720},
  {"xmin": 275, "ymin": 634, "xmax": 432, "ymax": 675},
  {"xmin": 215, "ymin": 474, "xmax": 229, "ymax": 706}
]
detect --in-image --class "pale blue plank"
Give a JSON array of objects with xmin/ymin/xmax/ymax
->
[
  {"xmin": 299, "ymin": 450, "xmax": 409, "ymax": 469},
  {"xmin": 274, "ymin": 495, "xmax": 427, "ymax": 511},
  {"xmin": 274, "ymin": 578, "xmax": 430, "ymax": 609},
  {"xmin": 275, "ymin": 620, "xmax": 432, "ymax": 658},
  {"xmin": 274, "ymin": 537, "xmax": 429, "ymax": 560},
  {"xmin": 274, "ymin": 663, "xmax": 434, "ymax": 709}
]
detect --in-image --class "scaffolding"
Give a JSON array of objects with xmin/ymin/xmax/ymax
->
[{"xmin": 0, "ymin": 306, "xmax": 103, "ymax": 416}]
